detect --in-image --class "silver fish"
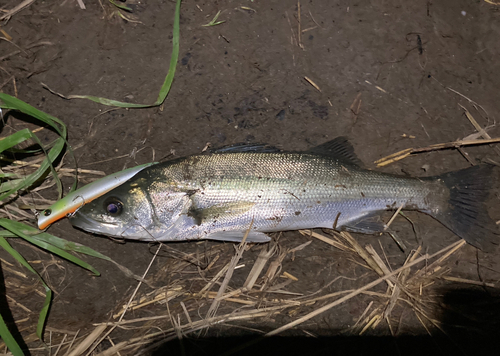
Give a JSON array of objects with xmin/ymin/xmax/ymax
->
[{"xmin": 70, "ymin": 137, "xmax": 498, "ymax": 250}]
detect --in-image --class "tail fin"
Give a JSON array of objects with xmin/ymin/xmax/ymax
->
[{"xmin": 432, "ymin": 165, "xmax": 499, "ymax": 251}]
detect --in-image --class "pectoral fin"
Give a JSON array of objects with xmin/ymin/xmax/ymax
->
[
  {"xmin": 342, "ymin": 214, "xmax": 387, "ymax": 234},
  {"xmin": 207, "ymin": 231, "xmax": 271, "ymax": 243},
  {"xmin": 187, "ymin": 201, "xmax": 255, "ymax": 225}
]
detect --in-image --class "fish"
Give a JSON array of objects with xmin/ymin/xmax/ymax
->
[{"xmin": 69, "ymin": 137, "xmax": 498, "ymax": 251}]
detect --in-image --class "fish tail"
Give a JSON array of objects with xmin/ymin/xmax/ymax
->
[{"xmin": 431, "ymin": 165, "xmax": 498, "ymax": 251}]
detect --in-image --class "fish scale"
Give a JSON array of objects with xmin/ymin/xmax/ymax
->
[{"xmin": 160, "ymin": 152, "xmax": 432, "ymax": 238}]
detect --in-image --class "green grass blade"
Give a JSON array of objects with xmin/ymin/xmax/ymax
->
[
  {"xmin": 0, "ymin": 128, "xmax": 47, "ymax": 196},
  {"xmin": 202, "ymin": 10, "xmax": 225, "ymax": 27},
  {"xmin": 0, "ymin": 129, "xmax": 33, "ymax": 153},
  {"xmin": 109, "ymin": 0, "xmax": 133, "ymax": 12},
  {"xmin": 0, "ymin": 172, "xmax": 20, "ymax": 178},
  {"xmin": 0, "ymin": 228, "xmax": 112, "ymax": 261},
  {"xmin": 0, "ymin": 312, "xmax": 24, "ymax": 356},
  {"xmin": 0, "ymin": 219, "xmax": 100, "ymax": 276},
  {"xmin": 64, "ymin": 95, "xmax": 151, "ymax": 108},
  {"xmin": 0, "ymin": 230, "xmax": 36, "ymax": 238},
  {"xmin": 24, "ymin": 237, "xmax": 100, "ymax": 276},
  {"xmin": 0, "ymin": 235, "xmax": 52, "ymax": 340},
  {"xmin": 49, "ymin": 0, "xmax": 181, "ymax": 108},
  {"xmin": 0, "ymin": 96, "xmax": 105, "ymax": 344},
  {"xmin": 154, "ymin": 0, "xmax": 181, "ymax": 105},
  {"xmin": 0, "ymin": 228, "xmax": 138, "ymax": 282},
  {"xmin": 8, "ymin": 147, "xmax": 45, "ymax": 154},
  {"xmin": 36, "ymin": 290, "xmax": 51, "ymax": 340},
  {"xmin": 0, "ymin": 94, "xmax": 78, "ymax": 195},
  {"xmin": 0, "ymin": 94, "xmax": 66, "ymax": 137},
  {"xmin": 30, "ymin": 233, "xmax": 112, "ymax": 261},
  {"xmin": 0, "ymin": 179, "xmax": 25, "ymax": 193},
  {"xmin": 0, "ymin": 136, "xmax": 65, "ymax": 201}
]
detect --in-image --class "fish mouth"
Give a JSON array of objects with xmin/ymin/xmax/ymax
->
[{"xmin": 69, "ymin": 212, "xmax": 118, "ymax": 236}]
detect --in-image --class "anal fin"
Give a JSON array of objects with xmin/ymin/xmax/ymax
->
[
  {"xmin": 207, "ymin": 231, "xmax": 271, "ymax": 243},
  {"xmin": 342, "ymin": 213, "xmax": 387, "ymax": 234}
]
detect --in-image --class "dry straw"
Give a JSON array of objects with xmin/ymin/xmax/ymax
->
[{"xmin": 32, "ymin": 226, "xmax": 478, "ymax": 356}]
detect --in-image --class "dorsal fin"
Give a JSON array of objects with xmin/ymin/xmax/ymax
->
[
  {"xmin": 305, "ymin": 137, "xmax": 363, "ymax": 167},
  {"xmin": 211, "ymin": 143, "xmax": 281, "ymax": 154}
]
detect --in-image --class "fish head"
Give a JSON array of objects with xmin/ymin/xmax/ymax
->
[{"xmin": 69, "ymin": 179, "xmax": 157, "ymax": 240}]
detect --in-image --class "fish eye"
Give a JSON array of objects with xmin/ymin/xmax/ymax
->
[{"xmin": 103, "ymin": 197, "xmax": 123, "ymax": 216}]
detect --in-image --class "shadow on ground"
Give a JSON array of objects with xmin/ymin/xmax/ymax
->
[{"xmin": 144, "ymin": 287, "xmax": 500, "ymax": 356}]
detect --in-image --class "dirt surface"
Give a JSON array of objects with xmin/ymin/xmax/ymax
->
[{"xmin": 2, "ymin": 0, "xmax": 500, "ymax": 355}]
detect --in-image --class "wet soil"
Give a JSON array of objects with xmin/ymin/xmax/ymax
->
[{"xmin": 2, "ymin": 0, "xmax": 500, "ymax": 355}]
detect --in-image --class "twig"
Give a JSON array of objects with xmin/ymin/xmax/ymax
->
[
  {"xmin": 304, "ymin": 76, "xmax": 321, "ymax": 92},
  {"xmin": 52, "ymin": 333, "xmax": 67, "ymax": 356},
  {"xmin": 459, "ymin": 104, "xmax": 500, "ymax": 158},
  {"xmin": 441, "ymin": 276, "xmax": 495, "ymax": 288},
  {"xmin": 243, "ymin": 243, "xmax": 277, "ymax": 290},
  {"xmin": 0, "ymin": 0, "xmax": 35, "ymax": 21},
  {"xmin": 297, "ymin": 1, "xmax": 303, "ymax": 49},
  {"xmin": 76, "ymin": 0, "xmax": 86, "ymax": 10},
  {"xmin": 384, "ymin": 203, "xmax": 404, "ymax": 230},
  {"xmin": 375, "ymin": 137, "xmax": 500, "ymax": 167},
  {"xmin": 339, "ymin": 232, "xmax": 385, "ymax": 277},
  {"xmin": 205, "ymin": 221, "xmax": 253, "ymax": 321},
  {"xmin": 285, "ymin": 11, "xmax": 298, "ymax": 47},
  {"xmin": 308, "ymin": 10, "xmax": 324, "ymax": 29},
  {"xmin": 299, "ymin": 230, "xmax": 351, "ymax": 251},
  {"xmin": 67, "ymin": 325, "xmax": 107, "ymax": 356}
]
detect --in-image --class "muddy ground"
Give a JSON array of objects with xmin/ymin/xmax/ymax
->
[{"xmin": 2, "ymin": 0, "xmax": 500, "ymax": 355}]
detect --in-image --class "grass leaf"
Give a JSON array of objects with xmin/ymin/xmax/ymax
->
[
  {"xmin": 0, "ymin": 136, "xmax": 65, "ymax": 201},
  {"xmin": 0, "ymin": 93, "xmax": 78, "ymax": 195},
  {"xmin": 30, "ymin": 233, "xmax": 113, "ymax": 261},
  {"xmin": 0, "ymin": 95, "xmax": 104, "ymax": 342},
  {"xmin": 0, "ymin": 128, "xmax": 33, "ymax": 153},
  {"xmin": 0, "ymin": 312, "xmax": 24, "ymax": 356},
  {"xmin": 109, "ymin": 0, "xmax": 133, "ymax": 12},
  {"xmin": 0, "ymin": 219, "xmax": 101, "ymax": 276},
  {"xmin": 44, "ymin": 0, "xmax": 181, "ymax": 109},
  {"xmin": 0, "ymin": 94, "xmax": 66, "ymax": 137},
  {"xmin": 202, "ymin": 10, "xmax": 225, "ymax": 27},
  {"xmin": 0, "ymin": 235, "xmax": 52, "ymax": 340},
  {"xmin": 0, "ymin": 94, "xmax": 71, "ymax": 198}
]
